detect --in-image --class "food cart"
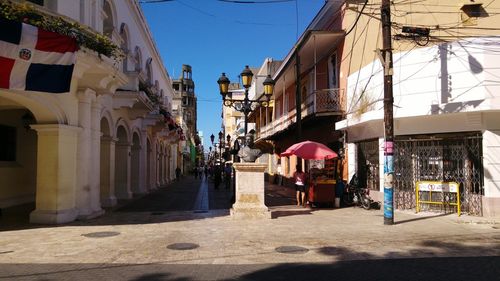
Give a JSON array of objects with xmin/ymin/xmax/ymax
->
[
  {"xmin": 307, "ymin": 158, "xmax": 339, "ymax": 207},
  {"xmin": 280, "ymin": 140, "xmax": 340, "ymax": 207}
]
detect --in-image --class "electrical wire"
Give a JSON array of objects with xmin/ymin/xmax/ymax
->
[
  {"xmin": 218, "ymin": 0, "xmax": 294, "ymax": 3},
  {"xmin": 139, "ymin": 0, "xmax": 174, "ymax": 3},
  {"xmin": 345, "ymin": 0, "xmax": 369, "ymax": 37}
]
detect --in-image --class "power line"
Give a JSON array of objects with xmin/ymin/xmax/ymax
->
[
  {"xmin": 139, "ymin": 0, "xmax": 174, "ymax": 3},
  {"xmin": 218, "ymin": 0, "xmax": 295, "ymax": 3}
]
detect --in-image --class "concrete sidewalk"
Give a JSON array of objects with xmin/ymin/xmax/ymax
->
[{"xmin": 0, "ymin": 178, "xmax": 499, "ymax": 280}]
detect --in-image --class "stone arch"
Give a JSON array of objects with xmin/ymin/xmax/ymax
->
[
  {"xmin": 130, "ymin": 131, "xmax": 141, "ymax": 194},
  {"xmin": 0, "ymin": 96, "xmax": 39, "ymax": 220},
  {"xmin": 100, "ymin": 109, "xmax": 114, "ymax": 136},
  {"xmin": 146, "ymin": 137, "xmax": 152, "ymax": 190},
  {"xmin": 0, "ymin": 90, "xmax": 67, "ymax": 124},
  {"xmin": 102, "ymin": 0, "xmax": 117, "ymax": 38},
  {"xmin": 99, "ymin": 111, "xmax": 115, "ymax": 207},
  {"xmin": 114, "ymin": 121, "xmax": 131, "ymax": 199}
]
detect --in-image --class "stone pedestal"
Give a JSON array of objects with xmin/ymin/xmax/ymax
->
[{"xmin": 230, "ymin": 163, "xmax": 271, "ymax": 219}]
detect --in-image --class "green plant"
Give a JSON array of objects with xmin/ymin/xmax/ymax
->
[{"xmin": 352, "ymin": 90, "xmax": 375, "ymax": 119}]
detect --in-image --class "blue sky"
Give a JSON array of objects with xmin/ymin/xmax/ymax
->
[{"xmin": 141, "ymin": 0, "xmax": 325, "ymax": 148}]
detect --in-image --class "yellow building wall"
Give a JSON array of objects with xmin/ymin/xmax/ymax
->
[{"xmin": 341, "ymin": 0, "xmax": 500, "ymax": 77}]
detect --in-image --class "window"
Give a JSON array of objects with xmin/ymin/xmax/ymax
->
[
  {"xmin": 0, "ymin": 125, "xmax": 16, "ymax": 162},
  {"xmin": 301, "ymin": 85, "xmax": 307, "ymax": 106},
  {"xmin": 328, "ymin": 53, "xmax": 338, "ymax": 89},
  {"xmin": 134, "ymin": 47, "xmax": 142, "ymax": 72},
  {"xmin": 173, "ymin": 84, "xmax": 179, "ymax": 91},
  {"xmin": 120, "ymin": 24, "xmax": 129, "ymax": 72},
  {"xmin": 103, "ymin": 0, "xmax": 114, "ymax": 38}
]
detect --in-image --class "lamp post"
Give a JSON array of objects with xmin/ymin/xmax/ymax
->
[{"xmin": 217, "ymin": 65, "xmax": 275, "ymax": 136}]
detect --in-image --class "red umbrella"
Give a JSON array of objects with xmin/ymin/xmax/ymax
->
[{"xmin": 280, "ymin": 140, "xmax": 338, "ymax": 160}]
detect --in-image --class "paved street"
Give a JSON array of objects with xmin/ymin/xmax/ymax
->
[{"xmin": 0, "ymin": 176, "xmax": 499, "ymax": 280}]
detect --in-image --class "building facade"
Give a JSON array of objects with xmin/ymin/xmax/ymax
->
[
  {"xmin": 334, "ymin": 0, "xmax": 500, "ymax": 217},
  {"xmin": 0, "ymin": 0, "xmax": 181, "ymax": 224},
  {"xmin": 252, "ymin": 1, "xmax": 347, "ymax": 185},
  {"xmin": 250, "ymin": 0, "xmax": 499, "ymax": 217},
  {"xmin": 172, "ymin": 64, "xmax": 200, "ymax": 173}
]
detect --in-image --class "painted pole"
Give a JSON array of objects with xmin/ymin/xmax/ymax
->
[{"xmin": 381, "ymin": 0, "xmax": 394, "ymax": 225}]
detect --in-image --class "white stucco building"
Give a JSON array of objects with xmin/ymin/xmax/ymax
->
[
  {"xmin": 0, "ymin": 0, "xmax": 182, "ymax": 224},
  {"xmin": 336, "ymin": 1, "xmax": 500, "ymax": 217}
]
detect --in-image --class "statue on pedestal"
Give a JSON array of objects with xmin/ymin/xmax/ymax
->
[{"xmin": 238, "ymin": 133, "xmax": 262, "ymax": 163}]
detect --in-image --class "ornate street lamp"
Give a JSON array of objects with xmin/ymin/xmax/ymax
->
[{"xmin": 217, "ymin": 66, "xmax": 275, "ymax": 135}]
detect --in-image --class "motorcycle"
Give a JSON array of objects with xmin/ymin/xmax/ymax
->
[{"xmin": 342, "ymin": 174, "xmax": 373, "ymax": 210}]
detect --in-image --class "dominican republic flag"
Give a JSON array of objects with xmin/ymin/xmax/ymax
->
[{"xmin": 0, "ymin": 17, "xmax": 78, "ymax": 93}]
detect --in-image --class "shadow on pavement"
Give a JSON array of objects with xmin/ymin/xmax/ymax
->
[{"xmin": 1, "ymin": 254, "xmax": 498, "ymax": 280}]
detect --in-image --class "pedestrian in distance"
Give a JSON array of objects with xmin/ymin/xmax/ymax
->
[
  {"xmin": 198, "ymin": 166, "xmax": 203, "ymax": 179},
  {"xmin": 276, "ymin": 161, "xmax": 283, "ymax": 186},
  {"xmin": 194, "ymin": 166, "xmax": 199, "ymax": 179},
  {"xmin": 213, "ymin": 164, "xmax": 222, "ymax": 189},
  {"xmin": 204, "ymin": 165, "xmax": 209, "ymax": 179},
  {"xmin": 175, "ymin": 167, "xmax": 181, "ymax": 181},
  {"xmin": 224, "ymin": 163, "xmax": 232, "ymax": 189},
  {"xmin": 293, "ymin": 164, "xmax": 308, "ymax": 207}
]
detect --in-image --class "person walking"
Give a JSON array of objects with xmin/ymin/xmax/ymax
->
[
  {"xmin": 293, "ymin": 165, "xmax": 307, "ymax": 207},
  {"xmin": 213, "ymin": 164, "xmax": 222, "ymax": 189},
  {"xmin": 276, "ymin": 161, "xmax": 283, "ymax": 186},
  {"xmin": 224, "ymin": 163, "xmax": 232, "ymax": 190},
  {"xmin": 175, "ymin": 167, "xmax": 181, "ymax": 181}
]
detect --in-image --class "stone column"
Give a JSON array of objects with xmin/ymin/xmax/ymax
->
[
  {"xmin": 115, "ymin": 141, "xmax": 132, "ymax": 199},
  {"xmin": 165, "ymin": 144, "xmax": 171, "ymax": 184},
  {"xmin": 482, "ymin": 130, "xmax": 500, "ymax": 217},
  {"xmin": 148, "ymin": 139, "xmax": 156, "ymax": 191},
  {"xmin": 154, "ymin": 141, "xmax": 160, "ymax": 188},
  {"xmin": 231, "ymin": 163, "xmax": 271, "ymax": 219},
  {"xmin": 130, "ymin": 141, "xmax": 142, "ymax": 195},
  {"xmin": 76, "ymin": 89, "xmax": 103, "ymax": 220},
  {"xmin": 139, "ymin": 129, "xmax": 148, "ymax": 193},
  {"xmin": 30, "ymin": 124, "xmax": 81, "ymax": 224},
  {"xmin": 90, "ymin": 100, "xmax": 105, "ymax": 215},
  {"xmin": 100, "ymin": 136, "xmax": 117, "ymax": 207}
]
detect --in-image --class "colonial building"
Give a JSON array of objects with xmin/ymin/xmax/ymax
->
[
  {"xmin": 335, "ymin": 0, "xmax": 500, "ymax": 217},
  {"xmin": 252, "ymin": 1, "xmax": 347, "ymax": 185},
  {"xmin": 249, "ymin": 0, "xmax": 499, "ymax": 217},
  {"xmin": 172, "ymin": 64, "xmax": 199, "ymax": 172},
  {"xmin": 0, "ymin": 0, "xmax": 181, "ymax": 224}
]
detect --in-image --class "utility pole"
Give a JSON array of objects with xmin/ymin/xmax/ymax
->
[{"xmin": 381, "ymin": 0, "xmax": 394, "ymax": 225}]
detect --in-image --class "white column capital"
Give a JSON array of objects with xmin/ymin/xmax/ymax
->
[
  {"xmin": 77, "ymin": 88, "xmax": 97, "ymax": 104},
  {"xmin": 31, "ymin": 124, "xmax": 82, "ymax": 136}
]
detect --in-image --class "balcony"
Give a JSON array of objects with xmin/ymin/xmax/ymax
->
[{"xmin": 256, "ymin": 88, "xmax": 345, "ymax": 141}]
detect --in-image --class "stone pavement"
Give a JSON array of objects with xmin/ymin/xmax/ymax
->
[{"xmin": 0, "ymin": 176, "xmax": 499, "ymax": 280}]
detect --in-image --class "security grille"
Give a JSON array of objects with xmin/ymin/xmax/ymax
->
[
  {"xmin": 394, "ymin": 133, "xmax": 483, "ymax": 216},
  {"xmin": 357, "ymin": 139, "xmax": 380, "ymax": 191}
]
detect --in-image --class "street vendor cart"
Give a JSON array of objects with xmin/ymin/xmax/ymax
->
[
  {"xmin": 307, "ymin": 158, "xmax": 338, "ymax": 207},
  {"xmin": 280, "ymin": 140, "xmax": 339, "ymax": 207}
]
